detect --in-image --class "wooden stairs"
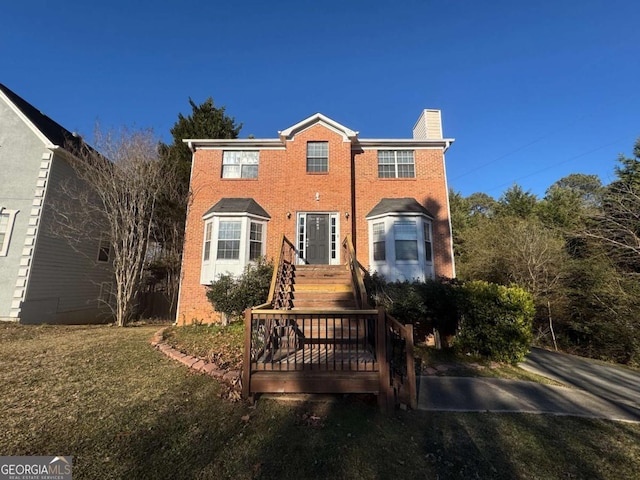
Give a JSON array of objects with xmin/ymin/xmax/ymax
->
[
  {"xmin": 291, "ymin": 265, "xmax": 358, "ymax": 310},
  {"xmin": 243, "ymin": 235, "xmax": 417, "ymax": 411}
]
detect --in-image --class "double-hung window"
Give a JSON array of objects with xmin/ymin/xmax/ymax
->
[
  {"xmin": 216, "ymin": 221, "xmax": 242, "ymax": 259},
  {"xmin": 424, "ymin": 223, "xmax": 433, "ymax": 262},
  {"xmin": 306, "ymin": 142, "xmax": 328, "ymax": 173},
  {"xmin": 394, "ymin": 220, "xmax": 418, "ymax": 261},
  {"xmin": 203, "ymin": 223, "xmax": 213, "ymax": 261},
  {"xmin": 222, "ymin": 151, "xmax": 259, "ymax": 178},
  {"xmin": 249, "ymin": 222, "xmax": 264, "ymax": 260},
  {"xmin": 378, "ymin": 150, "xmax": 415, "ymax": 178},
  {"xmin": 0, "ymin": 209, "xmax": 18, "ymax": 257},
  {"xmin": 372, "ymin": 222, "xmax": 386, "ymax": 261}
]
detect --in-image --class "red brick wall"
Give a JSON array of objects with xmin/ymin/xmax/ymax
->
[
  {"xmin": 177, "ymin": 124, "xmax": 354, "ymax": 324},
  {"xmin": 176, "ymin": 123, "xmax": 454, "ymax": 325},
  {"xmin": 353, "ymin": 148, "xmax": 454, "ymax": 279}
]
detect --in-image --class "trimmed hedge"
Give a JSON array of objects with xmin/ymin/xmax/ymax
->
[{"xmin": 366, "ymin": 275, "xmax": 534, "ymax": 364}]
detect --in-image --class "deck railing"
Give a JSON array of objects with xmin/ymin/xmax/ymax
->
[{"xmin": 246, "ymin": 309, "xmax": 378, "ymax": 372}]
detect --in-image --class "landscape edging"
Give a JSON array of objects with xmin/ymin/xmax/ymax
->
[{"xmin": 150, "ymin": 327, "xmax": 241, "ymax": 386}]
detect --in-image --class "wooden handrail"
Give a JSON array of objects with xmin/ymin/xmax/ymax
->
[
  {"xmin": 266, "ymin": 235, "xmax": 296, "ymax": 309},
  {"xmin": 342, "ymin": 235, "xmax": 369, "ymax": 309}
]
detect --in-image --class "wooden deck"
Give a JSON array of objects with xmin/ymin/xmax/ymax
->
[{"xmin": 253, "ymin": 345, "xmax": 377, "ymax": 371}]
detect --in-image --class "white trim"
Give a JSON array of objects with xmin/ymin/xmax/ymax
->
[
  {"xmin": 296, "ymin": 212, "xmax": 340, "ymax": 265},
  {"xmin": 356, "ymin": 138, "xmax": 455, "ymax": 151},
  {"xmin": 200, "ymin": 213, "xmax": 269, "ymax": 284},
  {"xmin": 442, "ymin": 150, "xmax": 456, "ymax": 277},
  {"xmin": 0, "ymin": 208, "xmax": 19, "ymax": 256},
  {"xmin": 0, "ymin": 89, "xmax": 55, "ymax": 147},
  {"xmin": 278, "ymin": 113, "xmax": 358, "ymax": 143},
  {"xmin": 183, "ymin": 139, "xmax": 285, "ymax": 151},
  {"xmin": 367, "ymin": 214, "xmax": 434, "ymax": 282},
  {"xmin": 366, "ymin": 211, "xmax": 433, "ymax": 222}
]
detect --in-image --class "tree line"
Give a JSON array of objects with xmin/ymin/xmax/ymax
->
[{"xmin": 450, "ymin": 139, "xmax": 640, "ymax": 365}]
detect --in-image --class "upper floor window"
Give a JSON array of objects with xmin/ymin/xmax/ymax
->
[
  {"xmin": 222, "ymin": 151, "xmax": 259, "ymax": 178},
  {"xmin": 307, "ymin": 142, "xmax": 328, "ymax": 173},
  {"xmin": 378, "ymin": 150, "xmax": 415, "ymax": 178}
]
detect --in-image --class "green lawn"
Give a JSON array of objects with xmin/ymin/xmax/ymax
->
[{"xmin": 1, "ymin": 323, "xmax": 639, "ymax": 479}]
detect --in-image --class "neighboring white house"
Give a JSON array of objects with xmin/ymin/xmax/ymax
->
[{"xmin": 0, "ymin": 83, "xmax": 114, "ymax": 324}]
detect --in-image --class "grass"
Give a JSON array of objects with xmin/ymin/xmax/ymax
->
[{"xmin": 1, "ymin": 322, "xmax": 639, "ymax": 479}]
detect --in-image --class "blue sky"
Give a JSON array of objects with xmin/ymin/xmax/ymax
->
[{"xmin": 2, "ymin": 0, "xmax": 639, "ymax": 198}]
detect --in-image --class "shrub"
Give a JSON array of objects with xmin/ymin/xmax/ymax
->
[
  {"xmin": 206, "ymin": 259, "xmax": 273, "ymax": 322},
  {"xmin": 455, "ymin": 281, "xmax": 534, "ymax": 363},
  {"xmin": 364, "ymin": 273, "xmax": 459, "ymax": 340}
]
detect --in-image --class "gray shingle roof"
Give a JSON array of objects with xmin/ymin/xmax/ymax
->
[
  {"xmin": 203, "ymin": 198, "xmax": 271, "ymax": 219},
  {"xmin": 366, "ymin": 198, "xmax": 433, "ymax": 218},
  {"xmin": 0, "ymin": 83, "xmax": 83, "ymax": 149}
]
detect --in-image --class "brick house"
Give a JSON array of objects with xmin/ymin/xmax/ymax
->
[{"xmin": 176, "ymin": 110, "xmax": 455, "ymax": 324}]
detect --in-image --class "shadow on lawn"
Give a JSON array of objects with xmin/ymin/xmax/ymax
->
[
  {"xmin": 72, "ymin": 360, "xmax": 640, "ymax": 479},
  {"xmin": 85, "ymin": 383, "xmax": 640, "ymax": 480}
]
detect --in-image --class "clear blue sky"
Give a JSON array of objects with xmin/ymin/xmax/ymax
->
[{"xmin": 3, "ymin": 0, "xmax": 639, "ymax": 198}]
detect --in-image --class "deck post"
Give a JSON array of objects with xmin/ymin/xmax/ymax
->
[
  {"xmin": 241, "ymin": 308, "xmax": 252, "ymax": 399},
  {"xmin": 376, "ymin": 307, "xmax": 392, "ymax": 412}
]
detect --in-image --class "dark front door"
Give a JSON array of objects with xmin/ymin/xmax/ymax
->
[{"xmin": 306, "ymin": 214, "xmax": 330, "ymax": 264}]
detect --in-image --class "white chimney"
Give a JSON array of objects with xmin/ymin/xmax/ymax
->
[{"xmin": 413, "ymin": 109, "xmax": 442, "ymax": 140}]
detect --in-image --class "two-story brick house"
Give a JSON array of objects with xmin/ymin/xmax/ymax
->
[{"xmin": 177, "ymin": 110, "xmax": 455, "ymax": 324}]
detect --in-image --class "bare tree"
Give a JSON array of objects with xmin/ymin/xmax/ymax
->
[
  {"xmin": 54, "ymin": 127, "xmax": 166, "ymax": 326},
  {"xmin": 587, "ymin": 182, "xmax": 640, "ymax": 272}
]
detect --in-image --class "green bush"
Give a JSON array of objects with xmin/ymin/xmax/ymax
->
[
  {"xmin": 206, "ymin": 259, "xmax": 273, "ymax": 321},
  {"xmin": 364, "ymin": 273, "xmax": 459, "ymax": 339},
  {"xmin": 455, "ymin": 281, "xmax": 534, "ymax": 363}
]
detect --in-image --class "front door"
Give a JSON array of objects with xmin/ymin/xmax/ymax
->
[{"xmin": 306, "ymin": 214, "xmax": 330, "ymax": 264}]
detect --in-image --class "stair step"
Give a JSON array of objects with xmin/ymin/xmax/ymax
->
[
  {"xmin": 293, "ymin": 299, "xmax": 357, "ymax": 309},
  {"xmin": 293, "ymin": 283, "xmax": 353, "ymax": 293}
]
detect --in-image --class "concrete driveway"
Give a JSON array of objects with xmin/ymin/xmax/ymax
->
[{"xmin": 417, "ymin": 348, "xmax": 640, "ymax": 422}]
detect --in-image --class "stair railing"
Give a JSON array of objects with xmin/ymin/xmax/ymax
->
[
  {"xmin": 265, "ymin": 234, "xmax": 296, "ymax": 310},
  {"xmin": 342, "ymin": 235, "xmax": 369, "ymax": 309}
]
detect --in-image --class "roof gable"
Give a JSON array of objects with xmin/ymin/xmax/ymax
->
[
  {"xmin": 278, "ymin": 113, "xmax": 358, "ymax": 142},
  {"xmin": 0, "ymin": 83, "xmax": 82, "ymax": 150},
  {"xmin": 203, "ymin": 198, "xmax": 271, "ymax": 219},
  {"xmin": 366, "ymin": 198, "xmax": 434, "ymax": 219}
]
